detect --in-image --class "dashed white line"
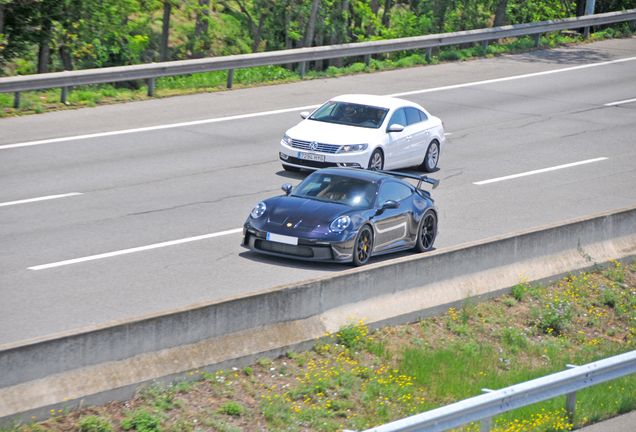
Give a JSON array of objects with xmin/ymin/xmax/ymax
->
[
  {"xmin": 0, "ymin": 193, "xmax": 83, "ymax": 207},
  {"xmin": 28, "ymin": 228, "xmax": 244, "ymax": 270},
  {"xmin": 605, "ymin": 98, "xmax": 636, "ymax": 107},
  {"xmin": 473, "ymin": 157, "xmax": 608, "ymax": 185},
  {"xmin": 1, "ymin": 106, "xmax": 320, "ymax": 150}
]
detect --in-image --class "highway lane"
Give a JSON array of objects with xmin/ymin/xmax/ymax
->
[{"xmin": 1, "ymin": 37, "xmax": 635, "ymax": 345}]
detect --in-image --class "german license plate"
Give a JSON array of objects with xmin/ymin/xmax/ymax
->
[
  {"xmin": 267, "ymin": 233, "xmax": 298, "ymax": 245},
  {"xmin": 299, "ymin": 152, "xmax": 325, "ymax": 162}
]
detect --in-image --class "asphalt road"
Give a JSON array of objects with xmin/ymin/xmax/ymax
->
[{"xmin": 1, "ymin": 37, "xmax": 635, "ymax": 346}]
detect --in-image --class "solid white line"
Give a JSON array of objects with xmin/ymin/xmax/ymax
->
[
  {"xmin": 1, "ymin": 105, "xmax": 320, "ymax": 150},
  {"xmin": 390, "ymin": 57, "xmax": 636, "ymax": 98},
  {"xmin": 0, "ymin": 193, "xmax": 83, "ymax": 207},
  {"xmin": 3, "ymin": 56, "xmax": 635, "ymax": 151},
  {"xmin": 28, "ymin": 228, "xmax": 244, "ymax": 270},
  {"xmin": 605, "ymin": 98, "xmax": 636, "ymax": 107},
  {"xmin": 473, "ymin": 157, "xmax": 608, "ymax": 185}
]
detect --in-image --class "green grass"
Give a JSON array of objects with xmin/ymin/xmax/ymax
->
[
  {"xmin": 1, "ymin": 26, "xmax": 632, "ymax": 117},
  {"xmin": 4, "ymin": 259, "xmax": 636, "ymax": 432}
]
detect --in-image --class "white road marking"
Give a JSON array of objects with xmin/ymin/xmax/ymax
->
[
  {"xmin": 605, "ymin": 98, "xmax": 636, "ymax": 107},
  {"xmin": 0, "ymin": 193, "xmax": 83, "ymax": 207},
  {"xmin": 473, "ymin": 157, "xmax": 608, "ymax": 185},
  {"xmin": 28, "ymin": 228, "xmax": 244, "ymax": 270},
  {"xmin": 390, "ymin": 57, "xmax": 636, "ymax": 98},
  {"xmin": 3, "ymin": 56, "xmax": 635, "ymax": 151},
  {"xmin": 1, "ymin": 106, "xmax": 320, "ymax": 150}
]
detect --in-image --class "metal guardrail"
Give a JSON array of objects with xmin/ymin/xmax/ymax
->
[
  {"xmin": 356, "ymin": 350, "xmax": 636, "ymax": 432},
  {"xmin": 0, "ymin": 9, "xmax": 635, "ymax": 108}
]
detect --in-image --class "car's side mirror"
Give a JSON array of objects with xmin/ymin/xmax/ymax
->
[
  {"xmin": 282, "ymin": 183, "xmax": 293, "ymax": 195},
  {"xmin": 382, "ymin": 200, "xmax": 400, "ymax": 209},
  {"xmin": 375, "ymin": 200, "xmax": 399, "ymax": 215},
  {"xmin": 387, "ymin": 124, "xmax": 404, "ymax": 133},
  {"xmin": 300, "ymin": 111, "xmax": 310, "ymax": 119}
]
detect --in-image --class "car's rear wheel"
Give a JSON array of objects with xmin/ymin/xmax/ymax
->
[
  {"xmin": 418, "ymin": 141, "xmax": 439, "ymax": 172},
  {"xmin": 282, "ymin": 164, "xmax": 301, "ymax": 172},
  {"xmin": 414, "ymin": 210, "xmax": 437, "ymax": 252},
  {"xmin": 368, "ymin": 149, "xmax": 384, "ymax": 170},
  {"xmin": 352, "ymin": 225, "xmax": 373, "ymax": 266}
]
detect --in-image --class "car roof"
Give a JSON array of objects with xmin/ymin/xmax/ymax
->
[
  {"xmin": 310, "ymin": 167, "xmax": 408, "ymax": 184},
  {"xmin": 329, "ymin": 94, "xmax": 423, "ymax": 111}
]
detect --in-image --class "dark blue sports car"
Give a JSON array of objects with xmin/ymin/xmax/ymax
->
[{"xmin": 242, "ymin": 167, "xmax": 439, "ymax": 266}]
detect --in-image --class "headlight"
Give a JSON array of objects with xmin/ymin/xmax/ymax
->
[
  {"xmin": 282, "ymin": 134, "xmax": 292, "ymax": 146},
  {"xmin": 337, "ymin": 144, "xmax": 368, "ymax": 153},
  {"xmin": 330, "ymin": 215, "xmax": 351, "ymax": 233},
  {"xmin": 250, "ymin": 202, "xmax": 266, "ymax": 219}
]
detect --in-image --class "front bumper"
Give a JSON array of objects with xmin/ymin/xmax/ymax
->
[
  {"xmin": 242, "ymin": 226, "xmax": 356, "ymax": 263},
  {"xmin": 279, "ymin": 140, "xmax": 370, "ymax": 170}
]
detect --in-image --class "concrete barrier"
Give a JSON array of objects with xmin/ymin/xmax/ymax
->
[{"xmin": 1, "ymin": 204, "xmax": 635, "ymax": 425}]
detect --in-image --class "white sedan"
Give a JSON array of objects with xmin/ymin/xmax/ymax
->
[{"xmin": 279, "ymin": 94, "xmax": 445, "ymax": 172}]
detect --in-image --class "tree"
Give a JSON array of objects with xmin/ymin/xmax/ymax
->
[
  {"xmin": 160, "ymin": 1, "xmax": 172, "ymax": 61},
  {"xmin": 192, "ymin": 0, "xmax": 211, "ymax": 57},
  {"xmin": 493, "ymin": 0, "xmax": 508, "ymax": 27}
]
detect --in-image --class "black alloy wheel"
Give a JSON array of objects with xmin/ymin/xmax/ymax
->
[
  {"xmin": 414, "ymin": 210, "xmax": 437, "ymax": 252},
  {"xmin": 352, "ymin": 225, "xmax": 373, "ymax": 266},
  {"xmin": 368, "ymin": 149, "xmax": 384, "ymax": 170}
]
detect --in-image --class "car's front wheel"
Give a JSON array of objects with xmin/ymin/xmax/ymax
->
[
  {"xmin": 282, "ymin": 164, "xmax": 301, "ymax": 172},
  {"xmin": 352, "ymin": 225, "xmax": 373, "ymax": 266},
  {"xmin": 368, "ymin": 149, "xmax": 384, "ymax": 170},
  {"xmin": 418, "ymin": 141, "xmax": 439, "ymax": 172},
  {"xmin": 414, "ymin": 210, "xmax": 437, "ymax": 252}
]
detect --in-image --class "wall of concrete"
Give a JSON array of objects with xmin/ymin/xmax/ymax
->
[{"xmin": 1, "ymin": 204, "xmax": 635, "ymax": 425}]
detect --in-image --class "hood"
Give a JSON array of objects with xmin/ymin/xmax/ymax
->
[
  {"xmin": 266, "ymin": 196, "xmax": 348, "ymax": 231},
  {"xmin": 287, "ymin": 119, "xmax": 384, "ymax": 145}
]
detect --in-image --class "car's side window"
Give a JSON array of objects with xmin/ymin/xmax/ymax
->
[
  {"xmin": 378, "ymin": 181, "xmax": 413, "ymax": 205},
  {"xmin": 404, "ymin": 107, "xmax": 422, "ymax": 126},
  {"xmin": 388, "ymin": 108, "xmax": 406, "ymax": 128},
  {"xmin": 419, "ymin": 109, "xmax": 428, "ymax": 122}
]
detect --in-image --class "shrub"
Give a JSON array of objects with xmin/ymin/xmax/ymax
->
[
  {"xmin": 220, "ymin": 402, "xmax": 244, "ymax": 416},
  {"xmin": 121, "ymin": 409, "xmax": 162, "ymax": 432},
  {"xmin": 78, "ymin": 416, "xmax": 114, "ymax": 432}
]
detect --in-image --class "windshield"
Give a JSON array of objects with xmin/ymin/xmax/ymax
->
[
  {"xmin": 309, "ymin": 101, "xmax": 389, "ymax": 129},
  {"xmin": 291, "ymin": 173, "xmax": 377, "ymax": 208}
]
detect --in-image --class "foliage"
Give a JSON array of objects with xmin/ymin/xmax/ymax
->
[
  {"xmin": 4, "ymin": 0, "xmax": 632, "ymax": 77},
  {"xmin": 77, "ymin": 416, "xmax": 114, "ymax": 432},
  {"xmin": 120, "ymin": 409, "xmax": 163, "ymax": 432}
]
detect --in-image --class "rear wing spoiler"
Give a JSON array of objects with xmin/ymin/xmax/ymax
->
[{"xmin": 369, "ymin": 168, "xmax": 440, "ymax": 190}]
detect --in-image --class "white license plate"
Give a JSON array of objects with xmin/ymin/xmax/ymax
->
[
  {"xmin": 266, "ymin": 233, "xmax": 298, "ymax": 245},
  {"xmin": 299, "ymin": 152, "xmax": 325, "ymax": 162}
]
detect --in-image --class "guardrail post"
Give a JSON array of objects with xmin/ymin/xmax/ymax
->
[
  {"xmin": 482, "ymin": 40, "xmax": 489, "ymax": 52},
  {"xmin": 147, "ymin": 78, "xmax": 155, "ymax": 97},
  {"xmin": 364, "ymin": 54, "xmax": 371, "ymax": 67},
  {"xmin": 426, "ymin": 47, "xmax": 432, "ymax": 62},
  {"xmin": 535, "ymin": 33, "xmax": 541, "ymax": 47},
  {"xmin": 13, "ymin": 92, "xmax": 20, "ymax": 109},
  {"xmin": 565, "ymin": 391, "xmax": 577, "ymax": 420},
  {"xmin": 61, "ymin": 87, "xmax": 68, "ymax": 105},
  {"xmin": 227, "ymin": 69, "xmax": 234, "ymax": 89},
  {"xmin": 631, "ymin": 19, "xmax": 635, "ymax": 31},
  {"xmin": 298, "ymin": 62, "xmax": 306, "ymax": 79},
  {"xmin": 480, "ymin": 417, "xmax": 492, "ymax": 432}
]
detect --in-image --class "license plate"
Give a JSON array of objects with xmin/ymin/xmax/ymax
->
[
  {"xmin": 299, "ymin": 152, "xmax": 325, "ymax": 162},
  {"xmin": 267, "ymin": 233, "xmax": 298, "ymax": 245}
]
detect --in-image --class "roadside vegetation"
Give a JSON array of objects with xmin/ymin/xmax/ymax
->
[{"xmin": 4, "ymin": 258, "xmax": 636, "ymax": 432}]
